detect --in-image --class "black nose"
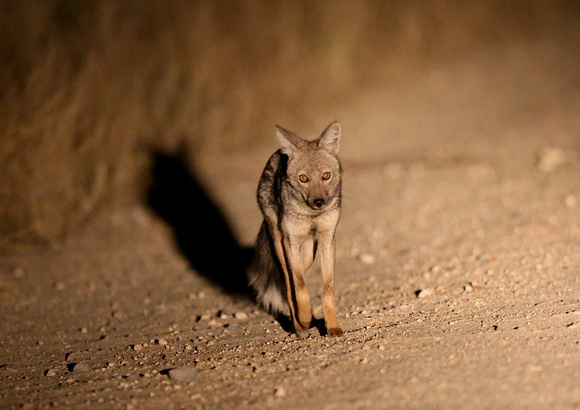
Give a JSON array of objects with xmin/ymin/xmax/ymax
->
[{"xmin": 313, "ymin": 198, "xmax": 325, "ymax": 208}]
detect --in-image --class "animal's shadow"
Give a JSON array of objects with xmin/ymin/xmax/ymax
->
[
  {"xmin": 275, "ymin": 315, "xmax": 327, "ymax": 336},
  {"xmin": 147, "ymin": 149, "xmax": 331, "ymax": 337},
  {"xmin": 147, "ymin": 150, "xmax": 252, "ymax": 296}
]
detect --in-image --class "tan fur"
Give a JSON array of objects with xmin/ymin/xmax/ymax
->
[{"xmin": 247, "ymin": 122, "xmax": 343, "ymax": 337}]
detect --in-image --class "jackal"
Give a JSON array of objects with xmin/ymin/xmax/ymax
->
[{"xmin": 248, "ymin": 121, "xmax": 343, "ymax": 337}]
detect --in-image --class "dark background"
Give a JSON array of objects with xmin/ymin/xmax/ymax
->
[{"xmin": 1, "ymin": 0, "xmax": 579, "ymax": 244}]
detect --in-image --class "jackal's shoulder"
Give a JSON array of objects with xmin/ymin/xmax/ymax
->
[{"xmin": 257, "ymin": 150, "xmax": 286, "ymax": 212}]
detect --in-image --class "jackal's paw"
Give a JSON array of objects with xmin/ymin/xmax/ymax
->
[
  {"xmin": 327, "ymin": 327, "xmax": 344, "ymax": 337},
  {"xmin": 294, "ymin": 325, "xmax": 310, "ymax": 339},
  {"xmin": 298, "ymin": 316, "xmax": 312, "ymax": 330}
]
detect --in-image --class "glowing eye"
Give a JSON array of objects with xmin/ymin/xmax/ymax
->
[
  {"xmin": 299, "ymin": 174, "xmax": 309, "ymax": 183},
  {"xmin": 321, "ymin": 171, "xmax": 331, "ymax": 180}
]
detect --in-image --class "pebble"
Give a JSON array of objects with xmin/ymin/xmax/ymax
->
[
  {"xmin": 71, "ymin": 362, "xmax": 93, "ymax": 373},
  {"xmin": 45, "ymin": 369, "xmax": 58, "ymax": 377},
  {"xmin": 132, "ymin": 344, "xmax": 143, "ymax": 352},
  {"xmin": 234, "ymin": 312, "xmax": 248, "ymax": 320},
  {"xmin": 527, "ymin": 365, "xmax": 543, "ymax": 373},
  {"xmin": 156, "ymin": 339, "xmax": 168, "ymax": 346},
  {"xmin": 565, "ymin": 194, "xmax": 576, "ymax": 208},
  {"xmin": 125, "ymin": 373, "xmax": 142, "ymax": 382},
  {"xmin": 167, "ymin": 366, "xmax": 198, "ymax": 382},
  {"xmin": 430, "ymin": 265, "xmax": 442, "ymax": 274},
  {"xmin": 112, "ymin": 310, "xmax": 127, "ymax": 319},
  {"xmin": 537, "ymin": 146, "xmax": 566, "ymax": 173},
  {"xmin": 65, "ymin": 352, "xmax": 82, "ymax": 362},
  {"xmin": 227, "ymin": 323, "xmax": 241, "ymax": 331},
  {"xmin": 357, "ymin": 253, "xmax": 376, "ymax": 265},
  {"xmin": 416, "ymin": 288, "xmax": 435, "ymax": 298},
  {"xmin": 274, "ymin": 386, "xmax": 287, "ymax": 397}
]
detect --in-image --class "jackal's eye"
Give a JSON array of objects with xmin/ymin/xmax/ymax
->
[
  {"xmin": 321, "ymin": 171, "xmax": 331, "ymax": 180},
  {"xmin": 299, "ymin": 174, "xmax": 309, "ymax": 183}
]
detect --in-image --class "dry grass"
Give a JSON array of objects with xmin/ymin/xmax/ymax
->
[{"xmin": 0, "ymin": 0, "xmax": 576, "ymax": 244}]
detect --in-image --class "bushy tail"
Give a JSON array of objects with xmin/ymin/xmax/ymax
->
[{"xmin": 247, "ymin": 221, "xmax": 289, "ymax": 315}]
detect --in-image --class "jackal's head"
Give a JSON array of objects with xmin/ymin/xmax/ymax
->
[{"xmin": 276, "ymin": 121, "xmax": 342, "ymax": 211}]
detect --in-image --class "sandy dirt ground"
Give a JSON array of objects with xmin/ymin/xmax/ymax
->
[{"xmin": 1, "ymin": 44, "xmax": 580, "ymax": 409}]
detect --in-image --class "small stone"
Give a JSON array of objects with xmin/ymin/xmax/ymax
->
[
  {"xmin": 360, "ymin": 357, "xmax": 369, "ymax": 364},
  {"xmin": 430, "ymin": 265, "xmax": 441, "ymax": 274},
  {"xmin": 45, "ymin": 369, "xmax": 57, "ymax": 377},
  {"xmin": 167, "ymin": 366, "xmax": 198, "ymax": 382},
  {"xmin": 125, "ymin": 373, "xmax": 141, "ymax": 382},
  {"xmin": 112, "ymin": 310, "xmax": 127, "ymax": 319},
  {"xmin": 527, "ymin": 365, "xmax": 543, "ymax": 373},
  {"xmin": 537, "ymin": 146, "xmax": 566, "ymax": 173},
  {"xmin": 357, "ymin": 253, "xmax": 375, "ymax": 265},
  {"xmin": 234, "ymin": 312, "xmax": 248, "ymax": 320},
  {"xmin": 156, "ymin": 339, "xmax": 168, "ymax": 346},
  {"xmin": 132, "ymin": 344, "xmax": 143, "ymax": 352},
  {"xmin": 226, "ymin": 323, "xmax": 241, "ymax": 331},
  {"xmin": 71, "ymin": 362, "xmax": 92, "ymax": 373},
  {"xmin": 218, "ymin": 309, "xmax": 234, "ymax": 319},
  {"xmin": 274, "ymin": 386, "xmax": 287, "ymax": 397},
  {"xmin": 464, "ymin": 284, "xmax": 474, "ymax": 293},
  {"xmin": 65, "ymin": 352, "xmax": 81, "ymax": 361},
  {"xmin": 416, "ymin": 288, "xmax": 435, "ymax": 298},
  {"xmin": 0, "ymin": 365, "xmax": 19, "ymax": 374}
]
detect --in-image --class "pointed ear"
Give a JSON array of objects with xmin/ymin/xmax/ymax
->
[
  {"xmin": 275, "ymin": 125, "xmax": 302, "ymax": 157},
  {"xmin": 318, "ymin": 121, "xmax": 341, "ymax": 155}
]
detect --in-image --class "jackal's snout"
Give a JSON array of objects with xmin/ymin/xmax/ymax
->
[
  {"xmin": 306, "ymin": 180, "xmax": 332, "ymax": 210},
  {"xmin": 307, "ymin": 193, "xmax": 328, "ymax": 210},
  {"xmin": 312, "ymin": 198, "xmax": 325, "ymax": 208}
]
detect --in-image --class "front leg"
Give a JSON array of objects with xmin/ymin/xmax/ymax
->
[
  {"xmin": 319, "ymin": 231, "xmax": 343, "ymax": 336},
  {"xmin": 283, "ymin": 234, "xmax": 313, "ymax": 333}
]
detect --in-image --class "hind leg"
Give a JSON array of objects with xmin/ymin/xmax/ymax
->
[{"xmin": 266, "ymin": 226, "xmax": 306, "ymax": 337}]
